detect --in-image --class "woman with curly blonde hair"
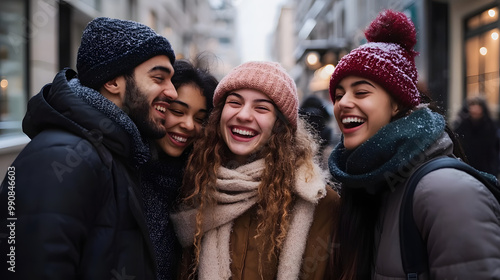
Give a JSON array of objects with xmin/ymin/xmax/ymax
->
[{"xmin": 171, "ymin": 61, "xmax": 340, "ymax": 280}]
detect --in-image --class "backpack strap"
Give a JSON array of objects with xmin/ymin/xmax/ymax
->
[{"xmin": 399, "ymin": 156, "xmax": 500, "ymax": 280}]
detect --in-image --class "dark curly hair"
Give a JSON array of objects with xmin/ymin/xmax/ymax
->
[{"xmin": 171, "ymin": 54, "xmax": 218, "ymax": 116}]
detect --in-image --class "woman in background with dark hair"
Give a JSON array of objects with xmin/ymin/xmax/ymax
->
[
  {"xmin": 140, "ymin": 57, "xmax": 218, "ymax": 280},
  {"xmin": 454, "ymin": 96, "xmax": 499, "ymax": 176},
  {"xmin": 300, "ymin": 95, "xmax": 339, "ymax": 170}
]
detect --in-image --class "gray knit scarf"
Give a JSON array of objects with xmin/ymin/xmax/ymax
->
[{"xmin": 171, "ymin": 159, "xmax": 328, "ymax": 279}]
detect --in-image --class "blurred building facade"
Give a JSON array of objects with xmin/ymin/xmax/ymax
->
[
  {"xmin": 2, "ymin": 0, "xmax": 500, "ymax": 176},
  {"xmin": 273, "ymin": 0, "xmax": 500, "ymax": 126},
  {"xmin": 0, "ymin": 0, "xmax": 240, "ymax": 176}
]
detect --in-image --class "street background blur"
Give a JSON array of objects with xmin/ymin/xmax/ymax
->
[{"xmin": 0, "ymin": 0, "xmax": 499, "ymax": 177}]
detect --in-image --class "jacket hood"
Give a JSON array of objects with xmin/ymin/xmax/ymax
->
[{"xmin": 23, "ymin": 68, "xmax": 150, "ymax": 167}]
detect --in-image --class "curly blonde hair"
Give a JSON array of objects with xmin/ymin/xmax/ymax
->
[{"xmin": 181, "ymin": 94, "xmax": 320, "ymax": 277}]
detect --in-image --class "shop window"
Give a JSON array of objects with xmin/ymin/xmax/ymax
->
[
  {"xmin": 80, "ymin": 0, "xmax": 101, "ymax": 11},
  {"xmin": 0, "ymin": 0, "xmax": 27, "ymax": 137},
  {"xmin": 465, "ymin": 5, "xmax": 500, "ymax": 117},
  {"xmin": 465, "ymin": 28, "xmax": 499, "ymax": 108},
  {"xmin": 467, "ymin": 7, "xmax": 498, "ymax": 30}
]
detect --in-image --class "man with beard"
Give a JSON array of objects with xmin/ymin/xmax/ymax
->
[{"xmin": 0, "ymin": 17, "xmax": 177, "ymax": 279}]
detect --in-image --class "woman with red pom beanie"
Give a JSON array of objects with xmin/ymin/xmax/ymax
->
[{"xmin": 327, "ymin": 10, "xmax": 500, "ymax": 279}]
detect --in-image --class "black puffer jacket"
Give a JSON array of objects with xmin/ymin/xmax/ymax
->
[
  {"xmin": 455, "ymin": 116, "xmax": 499, "ymax": 175},
  {"xmin": 0, "ymin": 69, "xmax": 156, "ymax": 279}
]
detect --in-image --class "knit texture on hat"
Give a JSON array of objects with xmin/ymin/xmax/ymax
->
[
  {"xmin": 329, "ymin": 10, "xmax": 420, "ymax": 107},
  {"xmin": 213, "ymin": 61, "xmax": 298, "ymax": 128},
  {"xmin": 77, "ymin": 17, "xmax": 175, "ymax": 90}
]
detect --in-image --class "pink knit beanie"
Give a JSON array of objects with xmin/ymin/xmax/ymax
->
[
  {"xmin": 329, "ymin": 10, "xmax": 420, "ymax": 107},
  {"xmin": 213, "ymin": 61, "xmax": 299, "ymax": 128}
]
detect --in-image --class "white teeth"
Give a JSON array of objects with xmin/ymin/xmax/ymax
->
[
  {"xmin": 232, "ymin": 128, "xmax": 255, "ymax": 136},
  {"xmin": 171, "ymin": 134, "xmax": 187, "ymax": 143},
  {"xmin": 155, "ymin": 105, "xmax": 166, "ymax": 113},
  {"xmin": 342, "ymin": 117, "xmax": 365, "ymax": 124}
]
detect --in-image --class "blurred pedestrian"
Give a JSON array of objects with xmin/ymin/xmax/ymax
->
[
  {"xmin": 300, "ymin": 95, "xmax": 339, "ymax": 169},
  {"xmin": 454, "ymin": 96, "xmax": 499, "ymax": 176},
  {"xmin": 171, "ymin": 61, "xmax": 340, "ymax": 280},
  {"xmin": 140, "ymin": 57, "xmax": 218, "ymax": 280},
  {"xmin": 327, "ymin": 10, "xmax": 500, "ymax": 279},
  {"xmin": 0, "ymin": 17, "xmax": 177, "ymax": 279}
]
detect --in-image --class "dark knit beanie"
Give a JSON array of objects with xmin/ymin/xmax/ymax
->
[
  {"xmin": 77, "ymin": 17, "xmax": 175, "ymax": 90},
  {"xmin": 213, "ymin": 61, "xmax": 298, "ymax": 128},
  {"xmin": 329, "ymin": 10, "xmax": 420, "ymax": 107}
]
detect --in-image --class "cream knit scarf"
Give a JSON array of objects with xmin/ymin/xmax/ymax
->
[{"xmin": 171, "ymin": 159, "xmax": 328, "ymax": 280}]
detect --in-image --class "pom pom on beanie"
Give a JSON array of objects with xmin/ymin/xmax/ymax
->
[
  {"xmin": 214, "ymin": 61, "xmax": 298, "ymax": 128},
  {"xmin": 329, "ymin": 10, "xmax": 420, "ymax": 107},
  {"xmin": 77, "ymin": 17, "xmax": 175, "ymax": 90}
]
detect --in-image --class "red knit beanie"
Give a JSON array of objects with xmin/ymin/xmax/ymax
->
[
  {"xmin": 214, "ymin": 61, "xmax": 298, "ymax": 128},
  {"xmin": 329, "ymin": 10, "xmax": 420, "ymax": 107}
]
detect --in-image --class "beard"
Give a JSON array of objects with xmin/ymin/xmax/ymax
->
[{"xmin": 123, "ymin": 75, "xmax": 166, "ymax": 139}]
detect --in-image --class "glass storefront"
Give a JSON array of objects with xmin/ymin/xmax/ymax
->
[
  {"xmin": 0, "ymin": 0, "xmax": 28, "ymax": 136},
  {"xmin": 465, "ymin": 7, "xmax": 500, "ymax": 118}
]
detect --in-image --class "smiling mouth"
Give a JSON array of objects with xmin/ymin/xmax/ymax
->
[
  {"xmin": 342, "ymin": 117, "xmax": 366, "ymax": 129},
  {"xmin": 170, "ymin": 133, "xmax": 187, "ymax": 143},
  {"xmin": 231, "ymin": 127, "xmax": 257, "ymax": 138},
  {"xmin": 154, "ymin": 104, "xmax": 167, "ymax": 113}
]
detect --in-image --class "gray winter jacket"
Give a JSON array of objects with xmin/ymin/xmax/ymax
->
[{"xmin": 373, "ymin": 133, "xmax": 500, "ymax": 280}]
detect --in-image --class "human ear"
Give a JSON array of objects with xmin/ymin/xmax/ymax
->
[
  {"xmin": 101, "ymin": 76, "xmax": 126, "ymax": 107},
  {"xmin": 102, "ymin": 76, "xmax": 125, "ymax": 95},
  {"xmin": 391, "ymin": 101, "xmax": 400, "ymax": 117}
]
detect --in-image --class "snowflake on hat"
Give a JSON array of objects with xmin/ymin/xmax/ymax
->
[{"xmin": 329, "ymin": 10, "xmax": 421, "ymax": 108}]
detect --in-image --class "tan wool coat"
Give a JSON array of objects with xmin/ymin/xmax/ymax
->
[{"xmin": 177, "ymin": 187, "xmax": 340, "ymax": 280}]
